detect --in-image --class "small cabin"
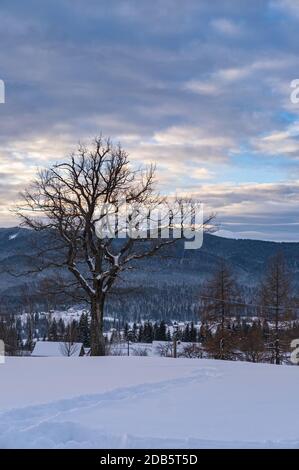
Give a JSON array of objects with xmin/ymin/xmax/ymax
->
[{"xmin": 31, "ymin": 341, "xmax": 84, "ymax": 357}]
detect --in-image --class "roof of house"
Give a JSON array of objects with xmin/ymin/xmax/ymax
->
[{"xmin": 31, "ymin": 341, "xmax": 83, "ymax": 357}]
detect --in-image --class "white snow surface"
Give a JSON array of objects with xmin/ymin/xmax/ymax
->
[{"xmin": 0, "ymin": 357, "xmax": 298, "ymax": 449}]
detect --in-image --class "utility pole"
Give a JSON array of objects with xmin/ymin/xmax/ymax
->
[
  {"xmin": 173, "ymin": 322, "xmax": 178, "ymax": 358},
  {"xmin": 127, "ymin": 329, "xmax": 133, "ymax": 357}
]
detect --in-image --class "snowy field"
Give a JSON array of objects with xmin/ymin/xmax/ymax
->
[{"xmin": 0, "ymin": 357, "xmax": 298, "ymax": 449}]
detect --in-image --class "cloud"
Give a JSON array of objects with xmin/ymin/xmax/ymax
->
[
  {"xmin": 251, "ymin": 121, "xmax": 299, "ymax": 157},
  {"xmin": 211, "ymin": 17, "xmax": 241, "ymax": 36},
  {"xmin": 153, "ymin": 126, "xmax": 234, "ymax": 149},
  {"xmin": 180, "ymin": 180, "xmax": 299, "ymax": 241},
  {"xmin": 271, "ymin": 0, "xmax": 299, "ymax": 18},
  {"xmin": 184, "ymin": 57, "xmax": 295, "ymax": 98},
  {"xmin": 183, "ymin": 81, "xmax": 220, "ymax": 96},
  {"xmin": 0, "ymin": 0, "xmax": 299, "ymax": 240}
]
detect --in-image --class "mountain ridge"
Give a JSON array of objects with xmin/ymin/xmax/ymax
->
[{"xmin": 0, "ymin": 227, "xmax": 298, "ymax": 316}]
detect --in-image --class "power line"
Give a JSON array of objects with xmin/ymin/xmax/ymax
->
[{"xmin": 198, "ymin": 295, "xmax": 299, "ymax": 312}]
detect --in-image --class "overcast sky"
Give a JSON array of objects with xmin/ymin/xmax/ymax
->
[{"xmin": 1, "ymin": 0, "xmax": 299, "ymax": 241}]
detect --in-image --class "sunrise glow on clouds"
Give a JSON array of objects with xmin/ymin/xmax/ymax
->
[{"xmin": 0, "ymin": 0, "xmax": 299, "ymax": 239}]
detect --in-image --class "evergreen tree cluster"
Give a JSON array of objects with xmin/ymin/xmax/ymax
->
[
  {"xmin": 47, "ymin": 312, "xmax": 91, "ymax": 347},
  {"xmin": 11, "ymin": 311, "xmax": 91, "ymax": 353}
]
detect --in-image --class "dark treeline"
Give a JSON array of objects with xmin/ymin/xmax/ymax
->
[
  {"xmin": 110, "ymin": 320, "xmax": 197, "ymax": 344},
  {"xmin": 1, "ymin": 252, "xmax": 299, "ymax": 364},
  {"xmin": 1, "ymin": 311, "xmax": 299, "ymax": 364},
  {"xmin": 0, "ymin": 312, "xmax": 91, "ymax": 355},
  {"xmin": 0, "ymin": 282, "xmax": 200, "ymax": 323}
]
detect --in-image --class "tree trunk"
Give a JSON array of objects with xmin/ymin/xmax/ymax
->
[
  {"xmin": 275, "ymin": 303, "xmax": 280, "ymax": 365},
  {"xmin": 275, "ymin": 337, "xmax": 280, "ymax": 365},
  {"xmin": 90, "ymin": 295, "xmax": 106, "ymax": 356}
]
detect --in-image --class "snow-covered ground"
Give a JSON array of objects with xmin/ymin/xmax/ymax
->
[{"xmin": 0, "ymin": 357, "xmax": 298, "ymax": 449}]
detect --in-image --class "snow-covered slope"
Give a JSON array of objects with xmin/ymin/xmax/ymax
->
[{"xmin": 0, "ymin": 357, "xmax": 298, "ymax": 449}]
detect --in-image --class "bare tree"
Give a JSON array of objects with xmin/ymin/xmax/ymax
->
[
  {"xmin": 36, "ymin": 277, "xmax": 59, "ymax": 311},
  {"xmin": 260, "ymin": 252, "xmax": 294, "ymax": 365},
  {"xmin": 132, "ymin": 346, "xmax": 149, "ymax": 356},
  {"xmin": 179, "ymin": 343, "xmax": 204, "ymax": 358},
  {"xmin": 238, "ymin": 321, "xmax": 267, "ymax": 363},
  {"xmin": 61, "ymin": 321, "xmax": 82, "ymax": 357},
  {"xmin": 16, "ymin": 136, "xmax": 214, "ymax": 355},
  {"xmin": 0, "ymin": 316, "xmax": 20, "ymax": 356},
  {"xmin": 156, "ymin": 342, "xmax": 174, "ymax": 357},
  {"xmin": 20, "ymin": 283, "xmax": 37, "ymax": 315},
  {"xmin": 199, "ymin": 260, "xmax": 241, "ymax": 360}
]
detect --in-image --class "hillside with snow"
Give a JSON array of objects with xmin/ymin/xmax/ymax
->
[
  {"xmin": 0, "ymin": 357, "xmax": 298, "ymax": 449},
  {"xmin": 2, "ymin": 227, "xmax": 299, "ymax": 320}
]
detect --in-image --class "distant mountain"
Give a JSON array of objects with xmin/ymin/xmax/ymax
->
[{"xmin": 0, "ymin": 227, "xmax": 298, "ymax": 317}]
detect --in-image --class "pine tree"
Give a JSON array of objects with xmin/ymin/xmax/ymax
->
[
  {"xmin": 183, "ymin": 323, "xmax": 190, "ymax": 342},
  {"xmin": 190, "ymin": 322, "xmax": 197, "ymax": 342},
  {"xmin": 25, "ymin": 314, "xmax": 34, "ymax": 351},
  {"xmin": 16, "ymin": 317, "xmax": 23, "ymax": 341},
  {"xmin": 132, "ymin": 323, "xmax": 138, "ymax": 342},
  {"xmin": 138, "ymin": 324, "xmax": 144, "ymax": 343},
  {"xmin": 123, "ymin": 322, "xmax": 129, "ymax": 341},
  {"xmin": 48, "ymin": 318, "xmax": 58, "ymax": 341},
  {"xmin": 0, "ymin": 316, "xmax": 20, "ymax": 356},
  {"xmin": 153, "ymin": 322, "xmax": 159, "ymax": 340},
  {"xmin": 57, "ymin": 318, "xmax": 66, "ymax": 340},
  {"xmin": 143, "ymin": 322, "xmax": 154, "ymax": 343},
  {"xmin": 156, "ymin": 321, "xmax": 167, "ymax": 341},
  {"xmin": 78, "ymin": 313, "xmax": 90, "ymax": 347}
]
